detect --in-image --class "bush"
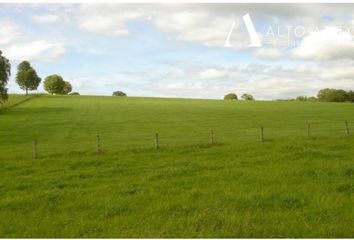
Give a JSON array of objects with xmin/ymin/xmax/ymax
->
[
  {"xmin": 69, "ymin": 92, "xmax": 80, "ymax": 95},
  {"xmin": 296, "ymin": 96, "xmax": 308, "ymax": 101},
  {"xmin": 347, "ymin": 90, "xmax": 354, "ymax": 102},
  {"xmin": 113, "ymin": 91, "xmax": 127, "ymax": 97},
  {"xmin": 224, "ymin": 93, "xmax": 238, "ymax": 100},
  {"xmin": 44, "ymin": 75, "xmax": 65, "ymax": 95},
  {"xmin": 62, "ymin": 81, "xmax": 72, "ymax": 95},
  {"xmin": 317, "ymin": 88, "xmax": 349, "ymax": 102},
  {"xmin": 241, "ymin": 93, "xmax": 254, "ymax": 101}
]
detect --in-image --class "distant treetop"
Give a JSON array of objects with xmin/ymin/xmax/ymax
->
[
  {"xmin": 241, "ymin": 93, "xmax": 255, "ymax": 101},
  {"xmin": 224, "ymin": 93, "xmax": 238, "ymax": 100},
  {"xmin": 16, "ymin": 60, "xmax": 41, "ymax": 95},
  {"xmin": 113, "ymin": 91, "xmax": 127, "ymax": 97}
]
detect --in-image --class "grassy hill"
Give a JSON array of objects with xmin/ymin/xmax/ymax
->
[
  {"xmin": 0, "ymin": 94, "xmax": 35, "ymax": 110},
  {"xmin": 0, "ymin": 95, "xmax": 353, "ymax": 237}
]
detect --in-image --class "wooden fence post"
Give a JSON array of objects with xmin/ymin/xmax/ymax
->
[
  {"xmin": 260, "ymin": 126, "xmax": 264, "ymax": 142},
  {"xmin": 345, "ymin": 120, "xmax": 350, "ymax": 136},
  {"xmin": 33, "ymin": 139, "xmax": 38, "ymax": 159},
  {"xmin": 155, "ymin": 133, "xmax": 159, "ymax": 150},
  {"xmin": 210, "ymin": 129, "xmax": 214, "ymax": 144},
  {"xmin": 307, "ymin": 123, "xmax": 310, "ymax": 138},
  {"xmin": 96, "ymin": 134, "xmax": 101, "ymax": 154}
]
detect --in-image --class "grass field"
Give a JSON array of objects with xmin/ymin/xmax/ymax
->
[
  {"xmin": 0, "ymin": 95, "xmax": 353, "ymax": 237},
  {"xmin": 0, "ymin": 94, "xmax": 35, "ymax": 109}
]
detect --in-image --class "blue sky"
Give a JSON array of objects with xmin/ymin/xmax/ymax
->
[{"xmin": 1, "ymin": 3, "xmax": 354, "ymax": 99}]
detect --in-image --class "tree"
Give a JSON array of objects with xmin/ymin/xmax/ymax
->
[
  {"xmin": 44, "ymin": 74, "xmax": 65, "ymax": 95},
  {"xmin": 308, "ymin": 96, "xmax": 318, "ymax": 101},
  {"xmin": 317, "ymin": 88, "xmax": 349, "ymax": 102},
  {"xmin": 62, "ymin": 81, "xmax": 72, "ymax": 95},
  {"xmin": 241, "ymin": 93, "xmax": 255, "ymax": 101},
  {"xmin": 224, "ymin": 93, "xmax": 238, "ymax": 100},
  {"xmin": 0, "ymin": 50, "xmax": 11, "ymax": 104},
  {"xmin": 296, "ymin": 96, "xmax": 308, "ymax": 101},
  {"xmin": 113, "ymin": 91, "xmax": 127, "ymax": 97},
  {"xmin": 16, "ymin": 61, "xmax": 41, "ymax": 95},
  {"xmin": 347, "ymin": 90, "xmax": 354, "ymax": 102}
]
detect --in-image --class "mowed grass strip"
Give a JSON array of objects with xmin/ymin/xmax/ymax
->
[{"xmin": 0, "ymin": 95, "xmax": 353, "ymax": 237}]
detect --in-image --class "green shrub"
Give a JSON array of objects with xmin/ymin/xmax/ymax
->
[
  {"xmin": 113, "ymin": 91, "xmax": 127, "ymax": 97},
  {"xmin": 241, "ymin": 93, "xmax": 255, "ymax": 101},
  {"xmin": 224, "ymin": 93, "xmax": 238, "ymax": 100}
]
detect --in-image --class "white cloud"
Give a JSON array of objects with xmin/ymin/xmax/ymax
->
[
  {"xmin": 76, "ymin": 4, "xmax": 145, "ymax": 36},
  {"xmin": 31, "ymin": 14, "xmax": 60, "ymax": 23},
  {"xmin": 3, "ymin": 40, "xmax": 66, "ymax": 62},
  {"xmin": 193, "ymin": 68, "xmax": 228, "ymax": 80},
  {"xmin": 74, "ymin": 4, "xmax": 248, "ymax": 48},
  {"xmin": 254, "ymin": 48, "xmax": 282, "ymax": 58},
  {"xmin": 152, "ymin": 10, "xmax": 239, "ymax": 48},
  {"xmin": 5, "ymin": 3, "xmax": 354, "ymax": 98},
  {"xmin": 0, "ymin": 20, "xmax": 21, "ymax": 45},
  {"xmin": 292, "ymin": 26, "xmax": 354, "ymax": 60}
]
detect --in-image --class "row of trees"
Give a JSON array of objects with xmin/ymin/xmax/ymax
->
[
  {"xmin": 16, "ymin": 61, "xmax": 73, "ymax": 95},
  {"xmin": 317, "ymin": 88, "xmax": 354, "ymax": 102},
  {"xmin": 225, "ymin": 89, "xmax": 354, "ymax": 102},
  {"xmin": 294, "ymin": 89, "xmax": 354, "ymax": 102},
  {"xmin": 0, "ymin": 51, "xmax": 74, "ymax": 104},
  {"xmin": 43, "ymin": 74, "xmax": 72, "ymax": 95},
  {"xmin": 224, "ymin": 93, "xmax": 255, "ymax": 101}
]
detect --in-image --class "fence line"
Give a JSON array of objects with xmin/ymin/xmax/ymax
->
[
  {"xmin": 33, "ymin": 139, "xmax": 38, "ymax": 159},
  {"xmin": 20, "ymin": 120, "xmax": 352, "ymax": 159},
  {"xmin": 96, "ymin": 134, "xmax": 101, "ymax": 154},
  {"xmin": 155, "ymin": 133, "xmax": 159, "ymax": 150},
  {"xmin": 306, "ymin": 123, "xmax": 310, "ymax": 138},
  {"xmin": 260, "ymin": 126, "xmax": 264, "ymax": 142},
  {"xmin": 345, "ymin": 120, "xmax": 350, "ymax": 136},
  {"xmin": 210, "ymin": 129, "xmax": 214, "ymax": 145}
]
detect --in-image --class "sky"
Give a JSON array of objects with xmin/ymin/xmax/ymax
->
[{"xmin": 1, "ymin": 3, "xmax": 354, "ymax": 99}]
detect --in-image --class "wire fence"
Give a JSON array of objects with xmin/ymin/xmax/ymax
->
[{"xmin": 0, "ymin": 120, "xmax": 352, "ymax": 160}]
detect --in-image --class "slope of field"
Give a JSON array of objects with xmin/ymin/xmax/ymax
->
[
  {"xmin": 0, "ymin": 95, "xmax": 353, "ymax": 237},
  {"xmin": 0, "ymin": 94, "xmax": 35, "ymax": 110}
]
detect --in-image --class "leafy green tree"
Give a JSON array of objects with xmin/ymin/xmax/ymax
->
[
  {"xmin": 296, "ymin": 96, "xmax": 308, "ymax": 101},
  {"xmin": 62, "ymin": 81, "xmax": 72, "ymax": 95},
  {"xmin": 113, "ymin": 91, "xmax": 127, "ymax": 97},
  {"xmin": 308, "ymin": 96, "xmax": 318, "ymax": 101},
  {"xmin": 224, "ymin": 93, "xmax": 238, "ymax": 100},
  {"xmin": 347, "ymin": 90, "xmax": 354, "ymax": 102},
  {"xmin": 16, "ymin": 61, "xmax": 41, "ymax": 95},
  {"xmin": 241, "ymin": 93, "xmax": 255, "ymax": 101},
  {"xmin": 44, "ymin": 74, "xmax": 65, "ymax": 95},
  {"xmin": 317, "ymin": 88, "xmax": 349, "ymax": 102},
  {"xmin": 0, "ymin": 50, "xmax": 11, "ymax": 104}
]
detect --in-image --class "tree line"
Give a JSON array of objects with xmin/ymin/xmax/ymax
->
[
  {"xmin": 224, "ymin": 89, "xmax": 354, "ymax": 102},
  {"xmin": 16, "ymin": 61, "xmax": 74, "ymax": 96},
  {"xmin": 1, "ymin": 50, "xmax": 354, "ymax": 104},
  {"xmin": 224, "ymin": 93, "xmax": 255, "ymax": 101},
  {"xmin": 0, "ymin": 51, "xmax": 75, "ymax": 104},
  {"xmin": 290, "ymin": 89, "xmax": 354, "ymax": 102}
]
